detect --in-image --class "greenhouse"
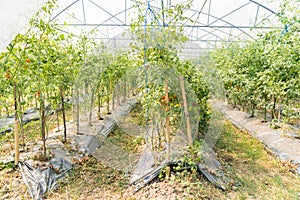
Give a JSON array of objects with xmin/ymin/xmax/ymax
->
[{"xmin": 0, "ymin": 0, "xmax": 299, "ymax": 199}]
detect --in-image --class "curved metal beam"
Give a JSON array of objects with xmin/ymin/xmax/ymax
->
[
  {"xmin": 89, "ymin": 5, "xmax": 136, "ymax": 34},
  {"xmin": 183, "ymin": 25, "xmax": 226, "ymax": 42},
  {"xmin": 88, "ymin": 0, "xmax": 124, "ymax": 24},
  {"xmin": 61, "ymin": 23, "xmax": 280, "ymax": 29},
  {"xmin": 206, "ymin": 2, "xmax": 251, "ymax": 27},
  {"xmin": 186, "ymin": 9, "xmax": 254, "ymax": 39},
  {"xmin": 65, "ymin": 2, "xmax": 254, "ymax": 41},
  {"xmin": 51, "ymin": 0, "xmax": 79, "ymax": 21},
  {"xmin": 53, "ymin": 0, "xmax": 280, "ymax": 46},
  {"xmin": 249, "ymin": 0, "xmax": 278, "ymax": 15},
  {"xmin": 149, "ymin": 3, "xmax": 259, "ymax": 39}
]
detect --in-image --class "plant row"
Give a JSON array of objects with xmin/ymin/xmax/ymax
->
[{"xmin": 212, "ymin": 6, "xmax": 300, "ymax": 123}]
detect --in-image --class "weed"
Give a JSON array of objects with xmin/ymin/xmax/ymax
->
[{"xmin": 108, "ymin": 128, "xmax": 145, "ymax": 153}]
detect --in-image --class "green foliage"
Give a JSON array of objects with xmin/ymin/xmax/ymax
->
[
  {"xmin": 0, "ymin": 161, "xmax": 14, "ymax": 170},
  {"xmin": 0, "ymin": 0, "xmax": 88, "ymax": 157},
  {"xmin": 175, "ymin": 60, "xmax": 210, "ymax": 133},
  {"xmin": 159, "ymin": 140, "xmax": 203, "ymax": 180},
  {"xmin": 108, "ymin": 128, "xmax": 145, "ymax": 153},
  {"xmin": 212, "ymin": 1, "xmax": 300, "ymax": 123},
  {"xmin": 177, "ymin": 139, "xmax": 203, "ymax": 171},
  {"xmin": 130, "ymin": 1, "xmax": 210, "ymax": 137}
]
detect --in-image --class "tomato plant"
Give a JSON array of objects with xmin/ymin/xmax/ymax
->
[{"xmin": 212, "ymin": 0, "xmax": 300, "ymax": 123}]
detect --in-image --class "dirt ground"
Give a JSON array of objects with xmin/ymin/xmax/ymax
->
[{"xmin": 1, "ymin": 99, "xmax": 300, "ymax": 199}]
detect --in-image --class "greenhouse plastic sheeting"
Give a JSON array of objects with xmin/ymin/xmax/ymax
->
[
  {"xmin": 211, "ymin": 99, "xmax": 300, "ymax": 176},
  {"xmin": 198, "ymin": 145, "xmax": 228, "ymax": 191},
  {"xmin": 17, "ymin": 134, "xmax": 101, "ymax": 199},
  {"xmin": 17, "ymin": 97, "xmax": 140, "ymax": 199},
  {"xmin": 18, "ymin": 158, "xmax": 72, "ymax": 200},
  {"xmin": 130, "ymin": 145, "xmax": 155, "ymax": 184},
  {"xmin": 0, "ymin": 0, "xmax": 47, "ymax": 53},
  {"xmin": 74, "ymin": 135, "xmax": 101, "ymax": 155},
  {"xmin": 130, "ymin": 146, "xmax": 228, "ymax": 192},
  {"xmin": 0, "ymin": 108, "xmax": 50, "ymax": 135},
  {"xmin": 98, "ymin": 117, "xmax": 117, "ymax": 137}
]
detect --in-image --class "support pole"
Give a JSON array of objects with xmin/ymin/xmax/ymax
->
[
  {"xmin": 14, "ymin": 82, "xmax": 19, "ymax": 166},
  {"xmin": 179, "ymin": 76, "xmax": 193, "ymax": 145},
  {"xmin": 76, "ymin": 88, "xmax": 80, "ymax": 134},
  {"xmin": 164, "ymin": 79, "xmax": 171, "ymax": 179},
  {"xmin": 60, "ymin": 87, "xmax": 67, "ymax": 142},
  {"xmin": 97, "ymin": 92, "xmax": 103, "ymax": 120},
  {"xmin": 164, "ymin": 80, "xmax": 170, "ymax": 160},
  {"xmin": 89, "ymin": 88, "xmax": 95, "ymax": 125}
]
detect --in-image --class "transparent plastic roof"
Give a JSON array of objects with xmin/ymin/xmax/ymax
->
[
  {"xmin": 0, "ymin": 0, "xmax": 48, "ymax": 53},
  {"xmin": 1, "ymin": 0, "xmax": 282, "ymax": 57},
  {"xmin": 52, "ymin": 0, "xmax": 282, "ymax": 57}
]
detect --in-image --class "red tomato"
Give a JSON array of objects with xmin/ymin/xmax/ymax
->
[{"xmin": 5, "ymin": 70, "xmax": 10, "ymax": 79}]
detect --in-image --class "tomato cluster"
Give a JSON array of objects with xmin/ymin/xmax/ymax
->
[
  {"xmin": 160, "ymin": 94, "xmax": 177, "ymax": 106},
  {"xmin": 5, "ymin": 70, "xmax": 10, "ymax": 79}
]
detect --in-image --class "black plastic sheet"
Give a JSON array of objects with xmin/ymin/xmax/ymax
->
[{"xmin": 18, "ymin": 158, "xmax": 73, "ymax": 200}]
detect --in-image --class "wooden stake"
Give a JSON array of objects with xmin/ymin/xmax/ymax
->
[
  {"xmin": 164, "ymin": 80, "xmax": 171, "ymax": 161},
  {"xmin": 60, "ymin": 87, "xmax": 67, "ymax": 142},
  {"xmin": 40, "ymin": 93, "xmax": 46, "ymax": 158},
  {"xmin": 106, "ymin": 88, "xmax": 110, "ymax": 114},
  {"xmin": 123, "ymin": 77, "xmax": 127, "ymax": 101},
  {"xmin": 18, "ymin": 89, "xmax": 24, "ymax": 150},
  {"xmin": 56, "ymin": 110, "xmax": 60, "ymax": 132},
  {"xmin": 13, "ymin": 82, "xmax": 19, "ymax": 166},
  {"xmin": 153, "ymin": 120, "xmax": 157, "ymax": 151},
  {"xmin": 165, "ymin": 166, "xmax": 171, "ymax": 180},
  {"xmin": 112, "ymin": 89, "xmax": 115, "ymax": 110},
  {"xmin": 76, "ymin": 88, "xmax": 80, "ymax": 134},
  {"xmin": 89, "ymin": 88, "xmax": 95, "ymax": 125},
  {"xmin": 179, "ymin": 76, "xmax": 193, "ymax": 145},
  {"xmin": 97, "ymin": 92, "xmax": 103, "ymax": 120}
]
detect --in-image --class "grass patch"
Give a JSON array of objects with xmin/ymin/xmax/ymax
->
[
  {"xmin": 108, "ymin": 128, "xmax": 145, "ymax": 154},
  {"xmin": 47, "ymin": 157, "xmax": 129, "ymax": 200},
  {"xmin": 213, "ymin": 121, "xmax": 300, "ymax": 199},
  {"xmin": 47, "ymin": 120, "xmax": 300, "ymax": 199},
  {"xmin": 4, "ymin": 105, "xmax": 299, "ymax": 199},
  {"xmin": 0, "ymin": 108, "xmax": 73, "ymax": 155},
  {"xmin": 128, "ymin": 103, "xmax": 146, "ymax": 127}
]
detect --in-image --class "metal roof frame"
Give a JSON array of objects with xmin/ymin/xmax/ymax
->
[{"xmin": 51, "ymin": 0, "xmax": 281, "ymax": 55}]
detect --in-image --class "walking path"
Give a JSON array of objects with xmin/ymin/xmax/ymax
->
[{"xmin": 210, "ymin": 99, "xmax": 300, "ymax": 175}]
